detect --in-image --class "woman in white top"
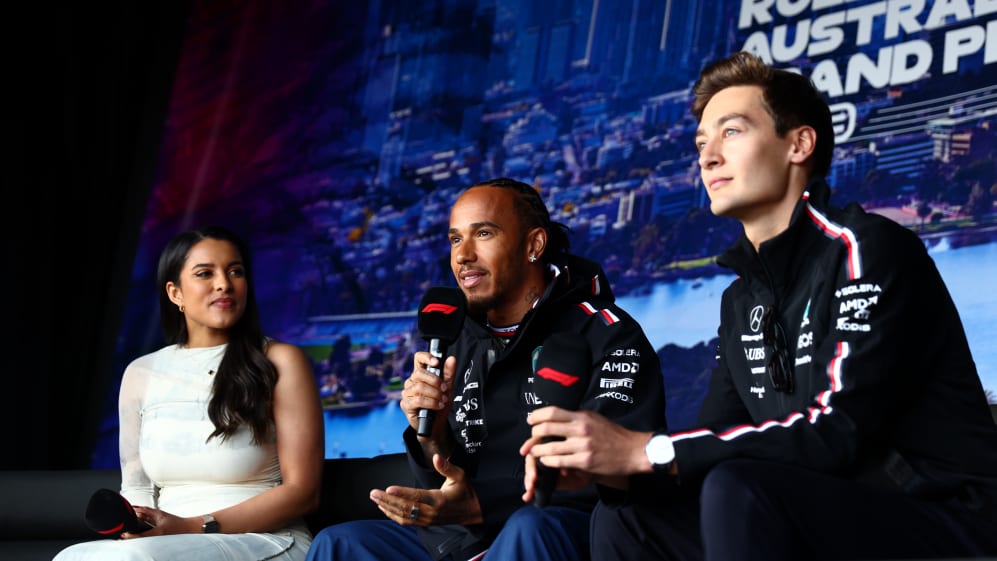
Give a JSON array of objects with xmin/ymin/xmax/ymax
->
[{"xmin": 55, "ymin": 226, "xmax": 324, "ymax": 561}]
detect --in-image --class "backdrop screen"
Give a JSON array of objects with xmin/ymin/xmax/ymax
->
[{"xmin": 94, "ymin": 0, "xmax": 997, "ymax": 465}]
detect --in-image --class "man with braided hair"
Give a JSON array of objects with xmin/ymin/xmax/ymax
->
[{"xmin": 306, "ymin": 178, "xmax": 666, "ymax": 561}]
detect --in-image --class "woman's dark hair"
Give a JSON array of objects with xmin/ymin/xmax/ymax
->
[
  {"xmin": 157, "ymin": 225, "xmax": 277, "ymax": 444},
  {"xmin": 470, "ymin": 177, "xmax": 572, "ymax": 263},
  {"xmin": 691, "ymin": 51, "xmax": 834, "ymax": 179}
]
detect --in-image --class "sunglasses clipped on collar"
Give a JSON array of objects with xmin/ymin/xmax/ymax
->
[{"xmin": 762, "ymin": 305, "xmax": 795, "ymax": 394}]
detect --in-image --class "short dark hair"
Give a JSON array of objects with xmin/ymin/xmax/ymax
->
[
  {"xmin": 692, "ymin": 51, "xmax": 834, "ymax": 178},
  {"xmin": 469, "ymin": 177, "xmax": 571, "ymax": 263}
]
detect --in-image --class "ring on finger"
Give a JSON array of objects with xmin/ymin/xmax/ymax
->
[{"xmin": 409, "ymin": 504, "xmax": 420, "ymax": 520}]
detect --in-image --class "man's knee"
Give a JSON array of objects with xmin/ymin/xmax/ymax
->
[
  {"xmin": 488, "ymin": 506, "xmax": 590, "ymax": 561},
  {"xmin": 590, "ymin": 501, "xmax": 627, "ymax": 537},
  {"xmin": 307, "ymin": 520, "xmax": 395, "ymax": 558},
  {"xmin": 701, "ymin": 459, "xmax": 773, "ymax": 513},
  {"xmin": 502, "ymin": 506, "xmax": 558, "ymax": 537},
  {"xmin": 700, "ymin": 459, "xmax": 794, "ymax": 538},
  {"xmin": 312, "ymin": 520, "xmax": 363, "ymax": 543}
]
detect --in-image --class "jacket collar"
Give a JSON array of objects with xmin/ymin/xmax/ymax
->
[
  {"xmin": 717, "ymin": 178, "xmax": 832, "ymax": 303},
  {"xmin": 463, "ymin": 253, "xmax": 615, "ymax": 339}
]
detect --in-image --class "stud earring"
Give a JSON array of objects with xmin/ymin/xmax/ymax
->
[
  {"xmin": 179, "ymin": 304, "xmax": 185, "ymax": 313},
  {"xmin": 529, "ymin": 255, "xmax": 537, "ymax": 263}
]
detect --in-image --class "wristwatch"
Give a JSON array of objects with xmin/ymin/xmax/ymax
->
[
  {"xmin": 644, "ymin": 433, "xmax": 675, "ymax": 472},
  {"xmin": 202, "ymin": 514, "xmax": 219, "ymax": 533}
]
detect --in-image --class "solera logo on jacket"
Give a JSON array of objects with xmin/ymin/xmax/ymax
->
[{"xmin": 749, "ymin": 305, "xmax": 765, "ymax": 333}]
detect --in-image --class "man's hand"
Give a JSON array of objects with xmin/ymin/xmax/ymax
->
[
  {"xmin": 370, "ymin": 454, "xmax": 483, "ymax": 526},
  {"xmin": 401, "ymin": 353, "xmax": 457, "ymax": 450},
  {"xmin": 520, "ymin": 406, "xmax": 655, "ymax": 481},
  {"xmin": 520, "ymin": 450, "xmax": 595, "ymax": 504}
]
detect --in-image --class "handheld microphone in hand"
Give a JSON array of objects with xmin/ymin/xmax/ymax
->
[
  {"xmin": 531, "ymin": 332, "xmax": 591, "ymax": 508},
  {"xmin": 416, "ymin": 286, "xmax": 467, "ymax": 436},
  {"xmin": 84, "ymin": 488, "xmax": 154, "ymax": 537}
]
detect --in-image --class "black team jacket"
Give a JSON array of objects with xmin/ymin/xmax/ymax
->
[
  {"xmin": 670, "ymin": 178, "xmax": 997, "ymax": 515},
  {"xmin": 404, "ymin": 253, "xmax": 667, "ymax": 560}
]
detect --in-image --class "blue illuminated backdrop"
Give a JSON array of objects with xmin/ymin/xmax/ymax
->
[{"xmin": 93, "ymin": 0, "xmax": 997, "ymax": 465}]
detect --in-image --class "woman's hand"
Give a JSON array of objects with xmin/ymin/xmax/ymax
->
[{"xmin": 123, "ymin": 506, "xmax": 199, "ymax": 538}]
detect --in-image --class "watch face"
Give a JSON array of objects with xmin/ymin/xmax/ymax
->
[
  {"xmin": 202, "ymin": 515, "xmax": 219, "ymax": 533},
  {"xmin": 646, "ymin": 435, "xmax": 675, "ymax": 466}
]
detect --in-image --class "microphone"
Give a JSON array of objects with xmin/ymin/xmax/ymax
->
[
  {"xmin": 84, "ymin": 488, "xmax": 154, "ymax": 537},
  {"xmin": 416, "ymin": 286, "xmax": 467, "ymax": 437},
  {"xmin": 531, "ymin": 333, "xmax": 591, "ymax": 508}
]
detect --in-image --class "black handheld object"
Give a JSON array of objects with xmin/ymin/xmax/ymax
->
[
  {"xmin": 84, "ymin": 488, "xmax": 154, "ymax": 537},
  {"xmin": 531, "ymin": 333, "xmax": 591, "ymax": 508},
  {"xmin": 416, "ymin": 286, "xmax": 467, "ymax": 437}
]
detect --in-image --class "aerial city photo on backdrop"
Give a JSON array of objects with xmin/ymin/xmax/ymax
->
[{"xmin": 93, "ymin": 0, "xmax": 997, "ymax": 464}]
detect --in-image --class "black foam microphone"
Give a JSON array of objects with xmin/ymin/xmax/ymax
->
[
  {"xmin": 84, "ymin": 488, "xmax": 154, "ymax": 537},
  {"xmin": 531, "ymin": 333, "xmax": 591, "ymax": 508},
  {"xmin": 416, "ymin": 286, "xmax": 467, "ymax": 437}
]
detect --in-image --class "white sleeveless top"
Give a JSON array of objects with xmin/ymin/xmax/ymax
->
[
  {"xmin": 53, "ymin": 343, "xmax": 311, "ymax": 561},
  {"xmin": 118, "ymin": 343, "xmax": 285, "ymax": 515}
]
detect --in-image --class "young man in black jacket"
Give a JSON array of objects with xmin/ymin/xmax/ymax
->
[
  {"xmin": 306, "ymin": 177, "xmax": 666, "ymax": 561},
  {"xmin": 521, "ymin": 51, "xmax": 997, "ymax": 560}
]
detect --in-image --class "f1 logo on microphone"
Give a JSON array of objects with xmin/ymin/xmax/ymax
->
[{"xmin": 421, "ymin": 303, "xmax": 458, "ymax": 314}]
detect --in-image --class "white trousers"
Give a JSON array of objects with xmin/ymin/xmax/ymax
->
[{"xmin": 52, "ymin": 527, "xmax": 312, "ymax": 561}]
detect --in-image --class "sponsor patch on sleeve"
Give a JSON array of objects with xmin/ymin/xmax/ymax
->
[
  {"xmin": 832, "ymin": 281, "xmax": 881, "ymax": 334},
  {"xmin": 594, "ymin": 347, "xmax": 640, "ymax": 403}
]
